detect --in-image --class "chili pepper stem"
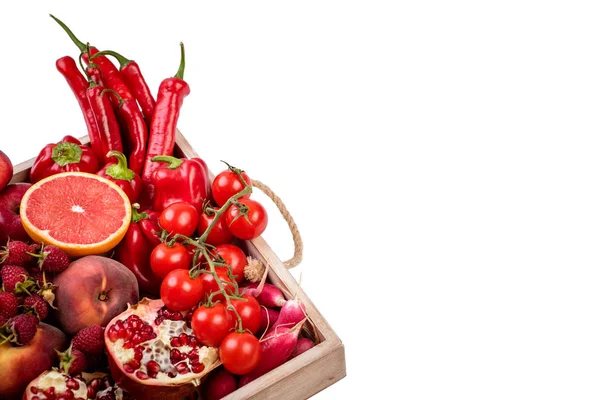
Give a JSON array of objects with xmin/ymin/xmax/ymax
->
[
  {"xmin": 175, "ymin": 42, "xmax": 186, "ymax": 80},
  {"xmin": 91, "ymin": 50, "xmax": 131, "ymax": 68},
  {"xmin": 50, "ymin": 14, "xmax": 87, "ymax": 52}
]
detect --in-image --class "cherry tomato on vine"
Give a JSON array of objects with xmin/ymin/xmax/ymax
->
[
  {"xmin": 212, "ymin": 244, "xmax": 247, "ymax": 283},
  {"xmin": 212, "ymin": 169, "xmax": 252, "ymax": 207},
  {"xmin": 198, "ymin": 207, "xmax": 234, "ymax": 246},
  {"xmin": 220, "ymin": 332, "xmax": 261, "ymax": 375},
  {"xmin": 225, "ymin": 199, "xmax": 268, "ymax": 240},
  {"xmin": 191, "ymin": 303, "xmax": 235, "ymax": 347},
  {"xmin": 160, "ymin": 269, "xmax": 205, "ymax": 312},
  {"xmin": 159, "ymin": 202, "xmax": 199, "ymax": 237},
  {"xmin": 199, "ymin": 269, "xmax": 236, "ymax": 302},
  {"xmin": 150, "ymin": 242, "xmax": 192, "ymax": 279},
  {"xmin": 230, "ymin": 294, "xmax": 261, "ymax": 334}
]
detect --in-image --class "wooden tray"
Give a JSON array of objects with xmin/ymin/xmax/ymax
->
[{"xmin": 9, "ymin": 132, "xmax": 346, "ymax": 400}]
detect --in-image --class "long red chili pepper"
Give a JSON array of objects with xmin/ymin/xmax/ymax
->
[
  {"xmin": 142, "ymin": 43, "xmax": 190, "ymax": 181},
  {"xmin": 86, "ymin": 85, "xmax": 123, "ymax": 162},
  {"xmin": 50, "ymin": 15, "xmax": 148, "ymax": 175},
  {"xmin": 55, "ymin": 56, "xmax": 104, "ymax": 162},
  {"xmin": 92, "ymin": 50, "xmax": 156, "ymax": 125}
]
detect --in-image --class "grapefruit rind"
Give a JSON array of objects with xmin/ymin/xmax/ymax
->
[{"xmin": 20, "ymin": 172, "xmax": 131, "ymax": 257}]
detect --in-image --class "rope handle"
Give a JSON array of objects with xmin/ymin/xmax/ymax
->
[{"xmin": 252, "ymin": 180, "xmax": 303, "ymax": 269}]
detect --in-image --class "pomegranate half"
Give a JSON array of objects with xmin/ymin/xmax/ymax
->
[
  {"xmin": 104, "ymin": 298, "xmax": 219, "ymax": 400},
  {"xmin": 0, "ymin": 323, "xmax": 67, "ymax": 400},
  {"xmin": 23, "ymin": 371, "xmax": 127, "ymax": 400}
]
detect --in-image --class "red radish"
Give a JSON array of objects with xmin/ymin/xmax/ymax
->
[
  {"xmin": 290, "ymin": 338, "xmax": 315, "ymax": 359},
  {"xmin": 258, "ymin": 307, "xmax": 279, "ymax": 336},
  {"xmin": 242, "ymin": 282, "xmax": 286, "ymax": 308},
  {"xmin": 203, "ymin": 367, "xmax": 237, "ymax": 400},
  {"xmin": 238, "ymin": 320, "xmax": 305, "ymax": 387},
  {"xmin": 265, "ymin": 298, "xmax": 306, "ymax": 336}
]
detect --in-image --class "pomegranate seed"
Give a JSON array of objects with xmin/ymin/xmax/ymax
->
[
  {"xmin": 189, "ymin": 336, "xmax": 198, "ymax": 347},
  {"xmin": 175, "ymin": 362, "xmax": 191, "ymax": 374},
  {"xmin": 107, "ymin": 326, "xmax": 119, "ymax": 342},
  {"xmin": 31, "ymin": 397, "xmax": 40, "ymax": 400},
  {"xmin": 136, "ymin": 371, "xmax": 149, "ymax": 380},
  {"xmin": 66, "ymin": 379, "xmax": 80, "ymax": 390},
  {"xmin": 146, "ymin": 360, "xmax": 161, "ymax": 377},
  {"xmin": 123, "ymin": 359, "xmax": 141, "ymax": 373},
  {"xmin": 170, "ymin": 337, "xmax": 181, "ymax": 347},
  {"xmin": 131, "ymin": 333, "xmax": 142, "ymax": 344},
  {"xmin": 134, "ymin": 346, "xmax": 144, "ymax": 360},
  {"xmin": 192, "ymin": 363, "xmax": 205, "ymax": 373},
  {"xmin": 30, "ymin": 387, "xmax": 39, "ymax": 394},
  {"xmin": 168, "ymin": 371, "xmax": 178, "ymax": 378},
  {"xmin": 179, "ymin": 333, "xmax": 189, "ymax": 345},
  {"xmin": 89, "ymin": 378, "xmax": 101, "ymax": 389},
  {"xmin": 170, "ymin": 348, "xmax": 183, "ymax": 363}
]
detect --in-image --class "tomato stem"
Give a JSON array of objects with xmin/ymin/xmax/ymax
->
[{"xmin": 198, "ymin": 184, "xmax": 252, "ymax": 243}]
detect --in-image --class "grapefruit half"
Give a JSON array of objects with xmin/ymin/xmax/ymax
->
[{"xmin": 20, "ymin": 172, "xmax": 131, "ymax": 257}]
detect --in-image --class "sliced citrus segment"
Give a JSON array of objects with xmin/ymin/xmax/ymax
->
[{"xmin": 20, "ymin": 172, "xmax": 131, "ymax": 257}]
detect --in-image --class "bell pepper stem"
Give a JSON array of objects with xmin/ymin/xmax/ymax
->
[
  {"xmin": 151, "ymin": 155, "xmax": 183, "ymax": 170},
  {"xmin": 51, "ymin": 142, "xmax": 83, "ymax": 167},
  {"xmin": 175, "ymin": 42, "xmax": 186, "ymax": 80},
  {"xmin": 50, "ymin": 14, "xmax": 87, "ymax": 53},
  {"xmin": 106, "ymin": 151, "xmax": 136, "ymax": 182},
  {"xmin": 131, "ymin": 204, "xmax": 149, "ymax": 223},
  {"xmin": 90, "ymin": 49, "xmax": 131, "ymax": 68}
]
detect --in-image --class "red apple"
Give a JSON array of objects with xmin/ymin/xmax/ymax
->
[
  {"xmin": 0, "ymin": 183, "xmax": 31, "ymax": 245},
  {"xmin": 0, "ymin": 323, "xmax": 67, "ymax": 400},
  {"xmin": 0, "ymin": 150, "xmax": 12, "ymax": 191},
  {"xmin": 54, "ymin": 255, "xmax": 139, "ymax": 335}
]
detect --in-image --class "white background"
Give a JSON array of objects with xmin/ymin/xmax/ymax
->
[{"xmin": 2, "ymin": 1, "xmax": 600, "ymax": 399}]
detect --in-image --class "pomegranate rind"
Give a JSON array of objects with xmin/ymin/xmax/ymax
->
[
  {"xmin": 0, "ymin": 323, "xmax": 67, "ymax": 400},
  {"xmin": 105, "ymin": 298, "xmax": 219, "ymax": 400},
  {"xmin": 20, "ymin": 172, "xmax": 131, "ymax": 257}
]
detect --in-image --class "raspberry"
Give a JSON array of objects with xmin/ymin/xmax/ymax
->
[
  {"xmin": 1, "ymin": 265, "xmax": 31, "ymax": 293},
  {"xmin": 58, "ymin": 345, "xmax": 88, "ymax": 374},
  {"xmin": 72, "ymin": 324, "xmax": 105, "ymax": 355},
  {"xmin": 23, "ymin": 294, "xmax": 49, "ymax": 321},
  {"xmin": 7, "ymin": 314, "xmax": 38, "ymax": 345},
  {"xmin": 0, "ymin": 240, "xmax": 34, "ymax": 266},
  {"xmin": 0, "ymin": 292, "xmax": 18, "ymax": 319},
  {"xmin": 35, "ymin": 245, "xmax": 70, "ymax": 274}
]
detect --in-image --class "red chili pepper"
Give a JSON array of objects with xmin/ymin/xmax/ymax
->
[
  {"xmin": 55, "ymin": 56, "xmax": 104, "ymax": 162},
  {"xmin": 142, "ymin": 43, "xmax": 190, "ymax": 181},
  {"xmin": 30, "ymin": 136, "xmax": 100, "ymax": 183},
  {"xmin": 92, "ymin": 50, "xmax": 156, "ymax": 125},
  {"xmin": 150, "ymin": 155, "xmax": 211, "ymax": 213},
  {"xmin": 96, "ymin": 150, "xmax": 142, "ymax": 203},
  {"xmin": 86, "ymin": 85, "xmax": 123, "ymax": 163},
  {"xmin": 115, "ymin": 206, "xmax": 162, "ymax": 295},
  {"xmin": 51, "ymin": 15, "xmax": 148, "ymax": 176}
]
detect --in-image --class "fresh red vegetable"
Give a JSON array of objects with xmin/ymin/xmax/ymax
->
[
  {"xmin": 290, "ymin": 337, "xmax": 315, "ymax": 359},
  {"xmin": 238, "ymin": 321, "xmax": 304, "ymax": 387},
  {"xmin": 266, "ymin": 298, "xmax": 306, "ymax": 336},
  {"xmin": 51, "ymin": 15, "xmax": 148, "ymax": 175},
  {"xmin": 258, "ymin": 307, "xmax": 280, "ymax": 336},
  {"xmin": 30, "ymin": 136, "xmax": 100, "ymax": 183},
  {"xmin": 198, "ymin": 206, "xmax": 234, "ymax": 246},
  {"xmin": 160, "ymin": 269, "xmax": 205, "ymax": 312},
  {"xmin": 159, "ymin": 202, "xmax": 199, "ymax": 237},
  {"xmin": 230, "ymin": 294, "xmax": 261, "ymax": 335},
  {"xmin": 86, "ymin": 84, "xmax": 123, "ymax": 163},
  {"xmin": 92, "ymin": 50, "xmax": 156, "ymax": 125},
  {"xmin": 114, "ymin": 206, "xmax": 163, "ymax": 295},
  {"xmin": 212, "ymin": 167, "xmax": 252, "ymax": 207},
  {"xmin": 142, "ymin": 43, "xmax": 190, "ymax": 181},
  {"xmin": 138, "ymin": 209, "xmax": 162, "ymax": 247},
  {"xmin": 198, "ymin": 269, "xmax": 235, "ymax": 303},
  {"xmin": 212, "ymin": 244, "xmax": 247, "ymax": 283},
  {"xmin": 55, "ymin": 56, "xmax": 104, "ymax": 162},
  {"xmin": 219, "ymin": 332, "xmax": 261, "ymax": 375},
  {"xmin": 242, "ymin": 282, "xmax": 286, "ymax": 308},
  {"xmin": 191, "ymin": 303, "xmax": 235, "ymax": 347},
  {"xmin": 97, "ymin": 151, "xmax": 142, "ymax": 202},
  {"xmin": 225, "ymin": 198, "xmax": 268, "ymax": 240},
  {"xmin": 150, "ymin": 155, "xmax": 210, "ymax": 213},
  {"xmin": 150, "ymin": 242, "xmax": 192, "ymax": 279},
  {"xmin": 203, "ymin": 367, "xmax": 238, "ymax": 400}
]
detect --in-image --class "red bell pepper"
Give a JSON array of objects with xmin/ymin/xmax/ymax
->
[
  {"xmin": 97, "ymin": 151, "xmax": 143, "ymax": 203},
  {"xmin": 30, "ymin": 136, "xmax": 100, "ymax": 183},
  {"xmin": 150, "ymin": 155, "xmax": 210, "ymax": 213},
  {"xmin": 114, "ymin": 206, "xmax": 162, "ymax": 295}
]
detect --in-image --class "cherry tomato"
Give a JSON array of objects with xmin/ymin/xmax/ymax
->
[
  {"xmin": 159, "ymin": 202, "xmax": 199, "ymax": 237},
  {"xmin": 198, "ymin": 207, "xmax": 234, "ymax": 246},
  {"xmin": 212, "ymin": 169, "xmax": 252, "ymax": 207},
  {"xmin": 230, "ymin": 294, "xmax": 261, "ymax": 334},
  {"xmin": 225, "ymin": 199, "xmax": 268, "ymax": 240},
  {"xmin": 160, "ymin": 269, "xmax": 205, "ymax": 312},
  {"xmin": 191, "ymin": 303, "xmax": 235, "ymax": 347},
  {"xmin": 212, "ymin": 244, "xmax": 247, "ymax": 283},
  {"xmin": 150, "ymin": 242, "xmax": 192, "ymax": 279},
  {"xmin": 219, "ymin": 332, "xmax": 261, "ymax": 375},
  {"xmin": 199, "ymin": 269, "xmax": 236, "ymax": 303}
]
